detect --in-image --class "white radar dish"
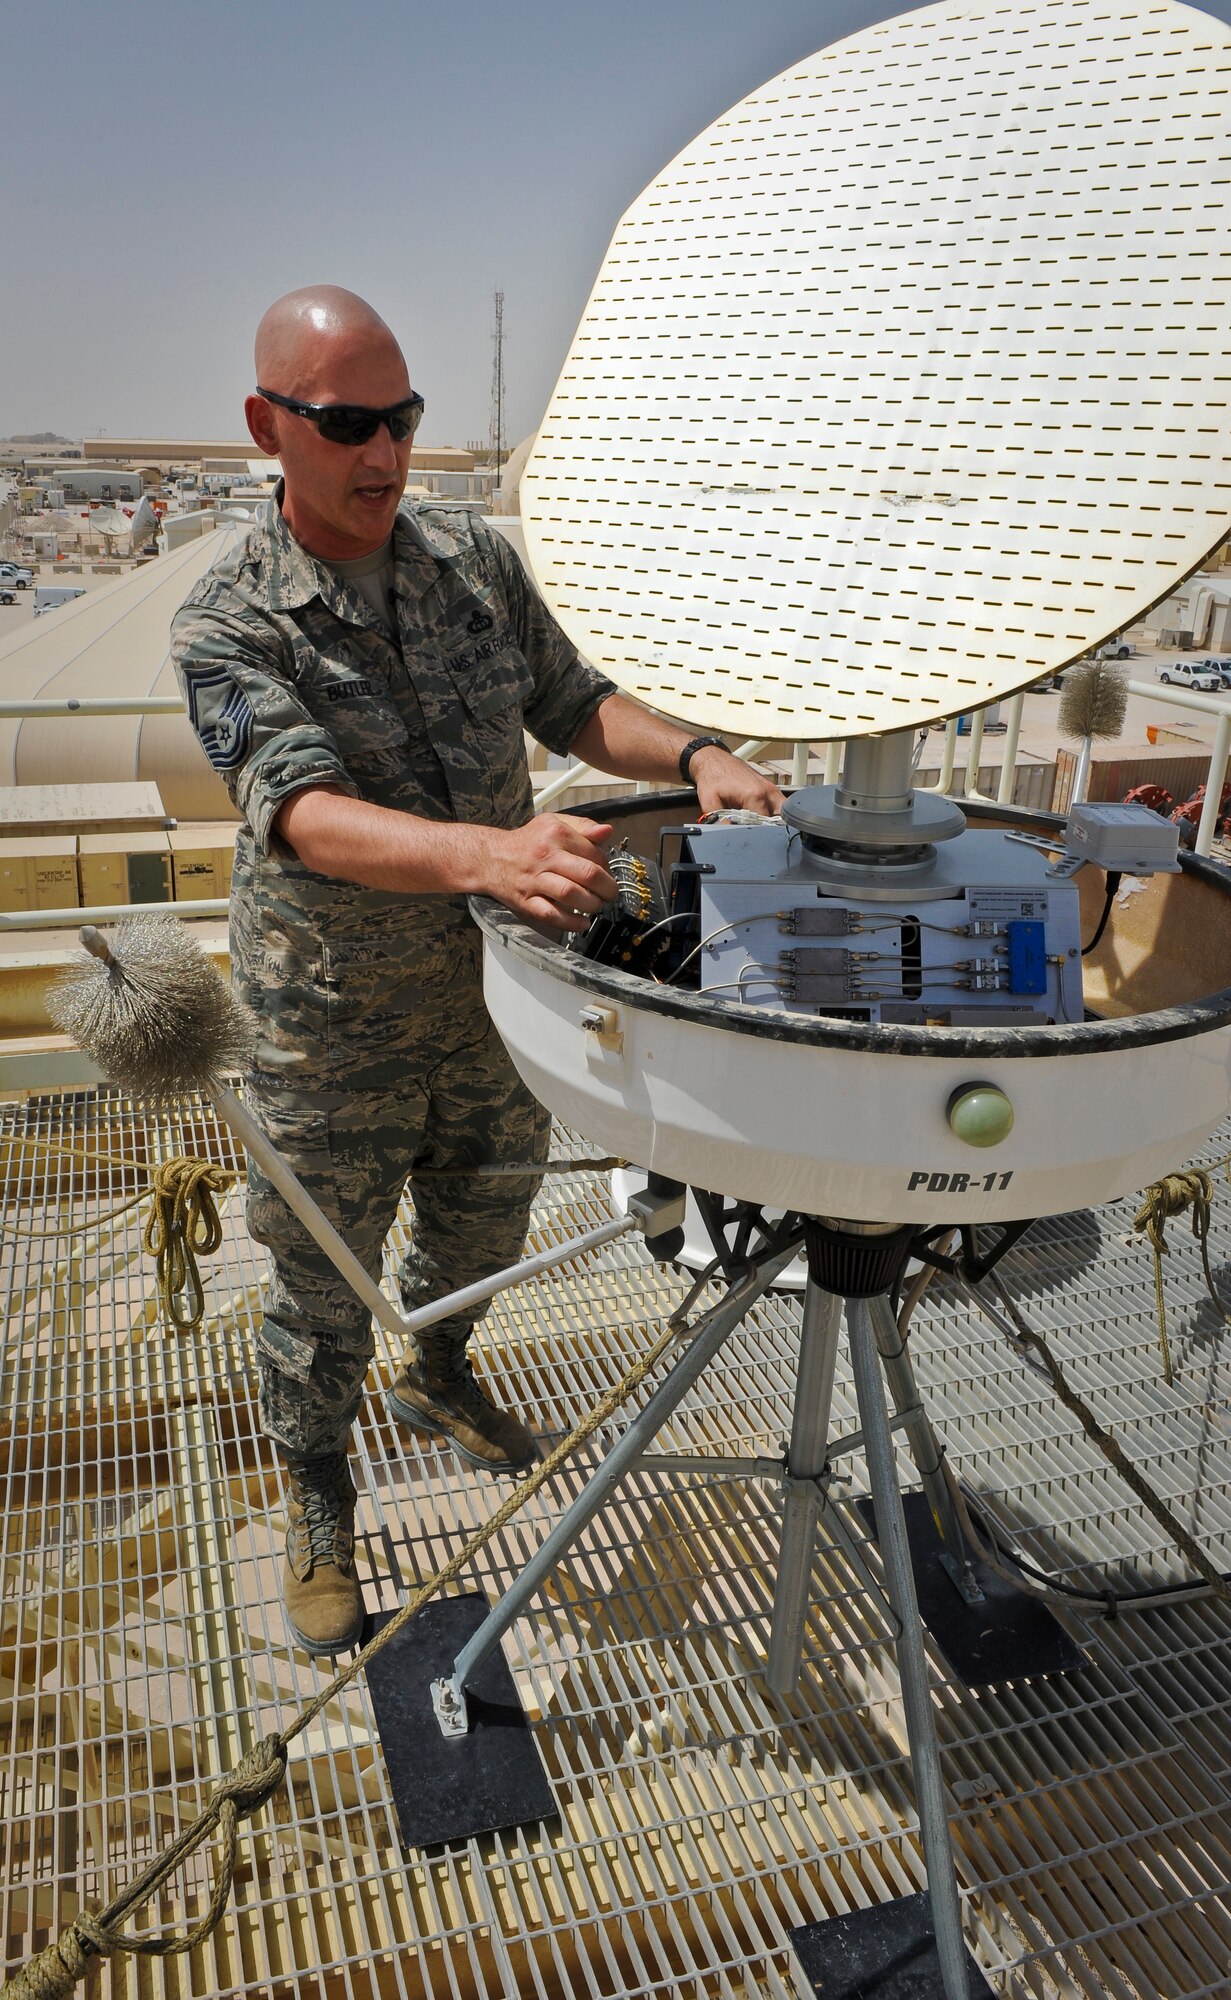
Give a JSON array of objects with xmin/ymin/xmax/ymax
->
[{"xmin": 522, "ymin": 0, "xmax": 1231, "ymax": 740}]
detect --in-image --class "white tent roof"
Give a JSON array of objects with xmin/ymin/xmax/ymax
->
[{"xmin": 0, "ymin": 527, "xmax": 246, "ymax": 820}]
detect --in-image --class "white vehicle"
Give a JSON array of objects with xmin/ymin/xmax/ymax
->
[
  {"xmin": 0, "ymin": 562, "xmax": 33, "ymax": 589},
  {"xmin": 1156, "ymin": 658, "xmax": 1223, "ymax": 692},
  {"xmin": 33, "ymin": 583, "xmax": 87, "ymax": 617}
]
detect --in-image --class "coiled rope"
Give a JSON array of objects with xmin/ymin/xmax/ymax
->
[
  {"xmin": 143, "ymin": 1156, "xmax": 237, "ymax": 1331},
  {"xmin": 1132, "ymin": 1168, "xmax": 1231, "ymax": 1384}
]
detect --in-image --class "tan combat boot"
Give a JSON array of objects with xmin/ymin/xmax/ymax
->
[
  {"xmin": 387, "ymin": 1344, "xmax": 537, "ymax": 1472},
  {"xmin": 282, "ymin": 1453, "xmax": 365, "ymax": 1656}
]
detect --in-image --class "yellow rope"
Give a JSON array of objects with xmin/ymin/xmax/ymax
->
[
  {"xmin": 0, "ymin": 1130, "xmax": 151, "ymax": 1176},
  {"xmin": 1, "ymin": 1162, "xmax": 620, "ymax": 1248},
  {"xmin": 1132, "ymin": 1168, "xmax": 1231, "ymax": 1386},
  {"xmin": 142, "ymin": 1157, "xmax": 238, "ymax": 1333},
  {"xmin": 0, "ymin": 1190, "xmax": 148, "ymax": 1241}
]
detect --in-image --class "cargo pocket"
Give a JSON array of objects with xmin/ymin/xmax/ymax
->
[
  {"xmin": 244, "ymin": 1095, "xmax": 379, "ymax": 1458},
  {"xmin": 254, "ymin": 1317, "xmax": 316, "ymax": 1386},
  {"xmin": 323, "ymin": 917, "xmax": 484, "ymax": 1086},
  {"xmin": 254, "ymin": 1313, "xmax": 366, "ymax": 1460},
  {"xmin": 244, "ymin": 1097, "xmax": 337, "ymax": 1269},
  {"xmin": 238, "ymin": 905, "xmax": 330, "ymax": 1080}
]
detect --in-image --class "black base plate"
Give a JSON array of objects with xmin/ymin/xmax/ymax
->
[
  {"xmin": 364, "ymin": 1593, "xmax": 557, "ymax": 1849},
  {"xmin": 790, "ymin": 1891, "xmax": 996, "ymax": 1998},
  {"xmin": 856, "ymin": 1491, "xmax": 1086, "ymax": 1687}
]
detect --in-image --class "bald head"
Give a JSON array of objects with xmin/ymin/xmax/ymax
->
[
  {"xmin": 246, "ymin": 286, "xmax": 416, "ymax": 560},
  {"xmin": 254, "ymin": 285, "xmax": 405, "ymax": 398}
]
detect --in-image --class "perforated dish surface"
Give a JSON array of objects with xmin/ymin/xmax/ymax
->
[{"xmin": 522, "ymin": 0, "xmax": 1231, "ymax": 738}]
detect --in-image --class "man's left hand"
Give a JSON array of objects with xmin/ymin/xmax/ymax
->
[{"xmin": 689, "ymin": 746, "xmax": 785, "ymax": 817}]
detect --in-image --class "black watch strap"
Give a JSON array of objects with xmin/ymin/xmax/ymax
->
[{"xmin": 678, "ymin": 734, "xmax": 728, "ymax": 786}]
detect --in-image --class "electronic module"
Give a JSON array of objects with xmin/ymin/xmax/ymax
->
[{"xmin": 679, "ymin": 818, "xmax": 1085, "ymax": 1027}]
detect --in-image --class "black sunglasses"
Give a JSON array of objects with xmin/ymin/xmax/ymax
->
[{"xmin": 256, "ymin": 386, "xmax": 425, "ymax": 446}]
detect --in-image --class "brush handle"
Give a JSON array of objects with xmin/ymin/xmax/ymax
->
[
  {"xmin": 80, "ymin": 926, "xmax": 114, "ymax": 964},
  {"xmin": 208, "ymin": 1082, "xmax": 628, "ymax": 1351},
  {"xmin": 210, "ymin": 1084, "xmax": 411, "ymax": 1348},
  {"xmin": 1072, "ymin": 736, "xmax": 1093, "ymax": 806}
]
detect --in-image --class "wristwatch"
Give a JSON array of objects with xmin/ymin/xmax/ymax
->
[{"xmin": 678, "ymin": 734, "xmax": 729, "ymax": 786}]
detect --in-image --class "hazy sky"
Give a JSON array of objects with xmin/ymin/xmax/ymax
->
[{"xmin": 4, "ymin": 0, "xmax": 1230, "ymax": 450}]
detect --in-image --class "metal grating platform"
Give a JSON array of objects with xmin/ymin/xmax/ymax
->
[{"xmin": 1, "ymin": 1088, "xmax": 1230, "ymax": 1998}]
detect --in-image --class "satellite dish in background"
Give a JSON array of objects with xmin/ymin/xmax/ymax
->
[
  {"xmin": 91, "ymin": 506, "xmax": 128, "ymax": 554},
  {"xmin": 128, "ymin": 494, "xmax": 160, "ymax": 554},
  {"xmin": 522, "ymin": 0, "xmax": 1231, "ymax": 741}
]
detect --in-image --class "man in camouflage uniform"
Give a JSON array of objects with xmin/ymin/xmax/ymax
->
[{"xmin": 171, "ymin": 286, "xmax": 782, "ymax": 1657}]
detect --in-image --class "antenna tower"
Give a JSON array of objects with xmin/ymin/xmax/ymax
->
[{"xmin": 489, "ymin": 289, "xmax": 505, "ymax": 478}]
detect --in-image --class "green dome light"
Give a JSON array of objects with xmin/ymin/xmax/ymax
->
[{"xmin": 948, "ymin": 1083, "xmax": 1015, "ymax": 1149}]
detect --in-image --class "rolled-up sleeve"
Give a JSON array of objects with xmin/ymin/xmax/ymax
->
[
  {"xmin": 472, "ymin": 520, "xmax": 616, "ymax": 754},
  {"xmin": 170, "ymin": 605, "xmax": 358, "ymax": 852}
]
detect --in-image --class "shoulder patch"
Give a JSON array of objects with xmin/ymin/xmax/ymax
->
[{"xmin": 183, "ymin": 663, "xmax": 255, "ymax": 772}]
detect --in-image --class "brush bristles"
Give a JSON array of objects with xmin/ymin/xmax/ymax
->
[
  {"xmin": 1058, "ymin": 660, "xmax": 1129, "ymax": 742},
  {"xmin": 47, "ymin": 913, "xmax": 257, "ymax": 1101}
]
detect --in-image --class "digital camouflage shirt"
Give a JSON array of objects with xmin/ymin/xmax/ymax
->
[{"xmin": 170, "ymin": 495, "xmax": 615, "ymax": 1089}]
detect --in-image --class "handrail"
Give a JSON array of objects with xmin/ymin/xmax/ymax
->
[
  {"xmin": 1125, "ymin": 678, "xmax": 1229, "ymax": 718},
  {"xmin": 917, "ymin": 717, "xmax": 959, "ymax": 795},
  {"xmin": 996, "ymin": 693, "xmax": 1025, "ymax": 806},
  {"xmin": 533, "ymin": 736, "xmax": 773, "ymax": 812},
  {"xmin": 0, "ymin": 696, "xmax": 183, "ymax": 718},
  {"xmin": 533, "ymin": 759, "xmax": 598, "ymax": 809},
  {"xmin": 0, "ymin": 900, "xmax": 228, "ymax": 932}
]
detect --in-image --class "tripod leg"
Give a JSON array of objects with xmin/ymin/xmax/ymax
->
[
  {"xmin": 846, "ymin": 1296, "xmax": 970, "ymax": 2000},
  {"xmin": 766, "ymin": 1281, "xmax": 842, "ymax": 1693},
  {"xmin": 432, "ymin": 1239, "xmax": 798, "ymax": 1734},
  {"xmin": 866, "ymin": 1294, "xmax": 981, "ymax": 1602}
]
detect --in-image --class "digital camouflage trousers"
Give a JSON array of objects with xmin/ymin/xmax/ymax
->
[{"xmin": 244, "ymin": 1008, "xmax": 549, "ymax": 1462}]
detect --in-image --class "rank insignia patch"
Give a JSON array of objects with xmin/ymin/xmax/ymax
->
[{"xmin": 183, "ymin": 665, "xmax": 255, "ymax": 772}]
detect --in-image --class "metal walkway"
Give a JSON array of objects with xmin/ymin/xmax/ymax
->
[{"xmin": 1, "ymin": 1089, "xmax": 1230, "ymax": 1998}]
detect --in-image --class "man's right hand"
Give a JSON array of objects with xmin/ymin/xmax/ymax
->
[{"xmin": 486, "ymin": 815, "xmax": 619, "ymax": 932}]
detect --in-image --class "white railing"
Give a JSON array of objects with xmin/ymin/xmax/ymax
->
[
  {"xmin": 0, "ymin": 899, "xmax": 228, "ymax": 932},
  {"xmin": 0, "ymin": 696, "xmax": 184, "ymax": 718},
  {"xmin": 533, "ymin": 737, "xmax": 773, "ymax": 811}
]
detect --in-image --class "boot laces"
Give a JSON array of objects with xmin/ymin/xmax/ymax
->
[
  {"xmin": 426, "ymin": 1356, "xmax": 496, "ymax": 1422},
  {"xmin": 291, "ymin": 1455, "xmax": 353, "ymax": 1570}
]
